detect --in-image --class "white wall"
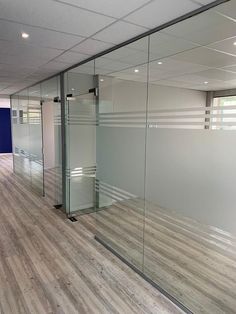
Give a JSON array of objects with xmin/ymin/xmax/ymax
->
[
  {"xmin": 104, "ymin": 79, "xmax": 206, "ymax": 112},
  {"xmin": 0, "ymin": 96, "xmax": 10, "ymax": 108}
]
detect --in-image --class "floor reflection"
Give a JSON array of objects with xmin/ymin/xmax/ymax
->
[{"xmin": 95, "ymin": 199, "xmax": 236, "ymax": 314}]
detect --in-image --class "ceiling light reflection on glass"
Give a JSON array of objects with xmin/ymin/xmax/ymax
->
[{"xmin": 22, "ymin": 32, "xmax": 29, "ymax": 39}]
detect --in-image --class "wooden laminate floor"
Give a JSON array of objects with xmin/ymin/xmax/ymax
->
[
  {"xmin": 0, "ymin": 154, "xmax": 182, "ymax": 314},
  {"xmin": 95, "ymin": 196, "xmax": 236, "ymax": 314}
]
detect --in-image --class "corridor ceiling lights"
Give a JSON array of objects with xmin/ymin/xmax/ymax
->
[
  {"xmin": 234, "ymin": 42, "xmax": 236, "ymax": 46},
  {"xmin": 157, "ymin": 61, "xmax": 163, "ymax": 65},
  {"xmin": 134, "ymin": 69, "xmax": 139, "ymax": 73},
  {"xmin": 100, "ymin": 78, "xmax": 104, "ymax": 82},
  {"xmin": 204, "ymin": 81, "xmax": 209, "ymax": 84},
  {"xmin": 21, "ymin": 32, "xmax": 29, "ymax": 39}
]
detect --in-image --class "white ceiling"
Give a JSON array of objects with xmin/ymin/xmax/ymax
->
[
  {"xmin": 90, "ymin": 0, "xmax": 236, "ymax": 92},
  {"xmin": 0, "ymin": 0, "xmax": 220, "ymax": 95}
]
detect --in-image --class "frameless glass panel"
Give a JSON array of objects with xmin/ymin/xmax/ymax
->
[
  {"xmin": 65, "ymin": 61, "xmax": 96, "ymax": 216},
  {"xmin": 28, "ymin": 84, "xmax": 44, "ymax": 195},
  {"xmin": 67, "ymin": 92, "xmax": 96, "ymax": 215},
  {"xmin": 95, "ymin": 37, "xmax": 149, "ymax": 270},
  {"xmin": 14, "ymin": 90, "xmax": 31, "ymax": 183},
  {"xmin": 41, "ymin": 76, "xmax": 62, "ymax": 205},
  {"xmin": 144, "ymin": 6, "xmax": 236, "ymax": 313}
]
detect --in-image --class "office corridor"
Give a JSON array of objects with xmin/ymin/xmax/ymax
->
[{"xmin": 0, "ymin": 154, "xmax": 181, "ymax": 314}]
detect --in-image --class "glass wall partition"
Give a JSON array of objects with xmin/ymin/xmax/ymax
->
[
  {"xmin": 28, "ymin": 84, "xmax": 44, "ymax": 195},
  {"xmin": 10, "ymin": 0, "xmax": 236, "ymax": 311},
  {"xmin": 64, "ymin": 61, "xmax": 97, "ymax": 216},
  {"xmin": 143, "ymin": 9, "xmax": 236, "ymax": 314},
  {"xmin": 11, "ymin": 90, "xmax": 31, "ymax": 183},
  {"xmin": 11, "ymin": 76, "xmax": 62, "ymax": 201},
  {"xmin": 92, "ymin": 2, "xmax": 236, "ymax": 313},
  {"xmin": 41, "ymin": 76, "xmax": 62, "ymax": 205},
  {"xmin": 94, "ymin": 37, "xmax": 149, "ymax": 270}
]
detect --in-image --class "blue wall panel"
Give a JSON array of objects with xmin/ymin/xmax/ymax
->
[{"xmin": 0, "ymin": 108, "xmax": 12, "ymax": 153}]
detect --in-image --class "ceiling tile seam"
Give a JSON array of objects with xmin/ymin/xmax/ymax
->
[
  {"xmin": 214, "ymin": 10, "xmax": 236, "ymax": 23},
  {"xmin": 44, "ymin": 18, "xmax": 150, "ymax": 67},
  {"xmin": 0, "ymin": 0, "xmax": 205, "ymax": 76},
  {"xmin": 103, "ymin": 41, "xmax": 236, "ymax": 78},
  {"xmin": 103, "ymin": 51, "xmax": 213, "ymax": 77},
  {"xmin": 189, "ymin": 0, "xmax": 207, "ymax": 6},
  {"xmin": 207, "ymin": 47, "xmax": 236, "ymax": 57},
  {"xmin": 7, "ymin": 0, "xmax": 230, "ymax": 94},
  {"xmin": 52, "ymin": 0, "xmax": 155, "ymax": 20},
  {"xmin": 160, "ymin": 23, "xmax": 236, "ymax": 51},
  {"xmin": 203, "ymin": 45, "xmax": 236, "ymax": 57},
  {"xmin": 206, "ymin": 35, "xmax": 236, "ymax": 46},
  {"xmin": 0, "ymin": 38, "xmax": 67, "ymax": 53},
  {"xmin": 121, "ymin": 0, "xmax": 206, "ymax": 26},
  {"xmin": 62, "ymin": 0, "xmax": 231, "ymax": 63},
  {"xmin": 154, "ymin": 69, "xmax": 232, "ymax": 83},
  {"xmin": 7, "ymin": 28, "xmax": 220, "ymax": 90},
  {"xmin": 48, "ymin": 1, "xmax": 155, "ymax": 56},
  {"xmin": 0, "ymin": 17, "xmax": 88, "ymax": 39}
]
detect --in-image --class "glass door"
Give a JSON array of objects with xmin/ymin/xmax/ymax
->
[{"xmin": 66, "ymin": 90, "xmax": 97, "ymax": 216}]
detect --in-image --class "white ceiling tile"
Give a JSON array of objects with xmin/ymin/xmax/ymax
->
[
  {"xmin": 103, "ymin": 46, "xmax": 141, "ymax": 61},
  {"xmin": 0, "ymin": 20, "xmax": 84, "ymax": 50},
  {"xmin": 0, "ymin": 83, "xmax": 11, "ymax": 89},
  {"xmin": 93, "ymin": 21, "xmax": 147, "ymax": 44},
  {"xmin": 0, "ymin": 0, "xmax": 115, "ymax": 37},
  {"xmin": 149, "ymin": 32, "xmax": 199, "ymax": 60},
  {"xmin": 163, "ymin": 10, "xmax": 236, "ymax": 45},
  {"xmin": 55, "ymin": 51, "xmax": 90, "ymax": 64},
  {"xmin": 151, "ymin": 79, "xmax": 202, "ymax": 89},
  {"xmin": 193, "ymin": 0, "xmax": 215, "ymax": 4},
  {"xmin": 215, "ymin": 0, "xmax": 236, "ymax": 21},
  {"xmin": 55, "ymin": 0, "xmax": 151, "ymax": 18},
  {"xmin": 95, "ymin": 57, "xmax": 131, "ymax": 72},
  {"xmin": 124, "ymin": 0, "xmax": 200, "ymax": 28},
  {"xmin": 0, "ymin": 53, "xmax": 50, "ymax": 67},
  {"xmin": 190, "ymin": 68, "xmax": 236, "ymax": 81},
  {"xmin": 39, "ymin": 60, "xmax": 71, "ymax": 71},
  {"xmin": 149, "ymin": 58, "xmax": 210, "ymax": 79},
  {"xmin": 104, "ymin": 41, "xmax": 149, "ymax": 65},
  {"xmin": 223, "ymin": 65, "xmax": 236, "ymax": 73},
  {"xmin": 207, "ymin": 36, "xmax": 236, "ymax": 57},
  {"xmin": 172, "ymin": 47, "xmax": 236, "ymax": 68},
  {"xmin": 72, "ymin": 39, "xmax": 114, "ymax": 55},
  {"xmin": 0, "ymin": 63, "xmax": 37, "ymax": 75},
  {"xmin": 0, "ymin": 40, "xmax": 62, "ymax": 61},
  {"xmin": 70, "ymin": 63, "xmax": 95, "ymax": 75},
  {"xmin": 169, "ymin": 73, "xmax": 222, "ymax": 84}
]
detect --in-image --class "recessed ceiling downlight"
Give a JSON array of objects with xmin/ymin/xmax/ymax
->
[
  {"xmin": 22, "ymin": 32, "xmax": 29, "ymax": 39},
  {"xmin": 204, "ymin": 81, "xmax": 209, "ymax": 84},
  {"xmin": 134, "ymin": 69, "xmax": 139, "ymax": 73}
]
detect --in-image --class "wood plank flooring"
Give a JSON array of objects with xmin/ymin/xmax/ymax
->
[
  {"xmin": 95, "ymin": 197, "xmax": 236, "ymax": 314},
  {"xmin": 0, "ymin": 154, "xmax": 182, "ymax": 314}
]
